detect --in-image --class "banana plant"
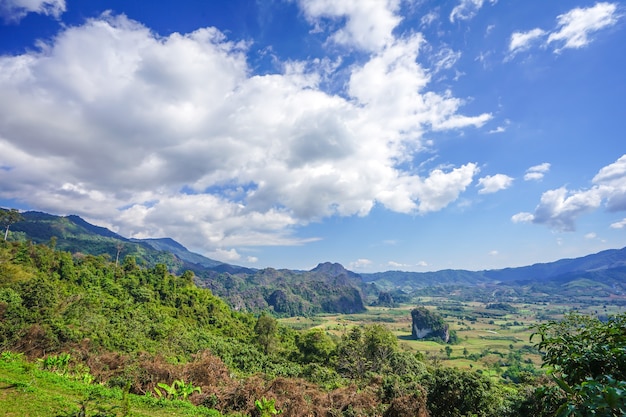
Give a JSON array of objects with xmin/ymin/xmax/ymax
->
[
  {"xmin": 174, "ymin": 380, "xmax": 202, "ymax": 400},
  {"xmin": 153, "ymin": 380, "xmax": 201, "ymax": 401}
]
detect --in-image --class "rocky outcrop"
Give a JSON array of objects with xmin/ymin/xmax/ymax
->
[{"xmin": 411, "ymin": 307, "xmax": 450, "ymax": 343}]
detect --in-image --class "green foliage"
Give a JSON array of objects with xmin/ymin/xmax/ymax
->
[
  {"xmin": 532, "ymin": 312, "xmax": 626, "ymax": 416},
  {"xmin": 0, "ymin": 240, "xmax": 258, "ymax": 371},
  {"xmin": 39, "ymin": 353, "xmax": 71, "ymax": 374},
  {"xmin": 546, "ymin": 376, "xmax": 626, "ymax": 417},
  {"xmin": 254, "ymin": 313, "xmax": 278, "ymax": 355},
  {"xmin": 1, "ymin": 350, "xmax": 24, "ymax": 362},
  {"xmin": 295, "ymin": 328, "xmax": 335, "ymax": 364},
  {"xmin": 334, "ymin": 324, "xmax": 400, "ymax": 379},
  {"xmin": 486, "ymin": 302, "xmax": 518, "ymax": 312},
  {"xmin": 59, "ymin": 391, "xmax": 122, "ymax": 417},
  {"xmin": 154, "ymin": 380, "xmax": 202, "ymax": 401},
  {"xmin": 426, "ymin": 367, "xmax": 509, "ymax": 417},
  {"xmin": 0, "ymin": 208, "xmax": 23, "ymax": 241},
  {"xmin": 0, "ymin": 352, "xmax": 222, "ymax": 416},
  {"xmin": 531, "ymin": 313, "xmax": 626, "ymax": 384},
  {"xmin": 255, "ymin": 397, "xmax": 282, "ymax": 417},
  {"xmin": 10, "ymin": 238, "xmax": 625, "ymax": 416}
]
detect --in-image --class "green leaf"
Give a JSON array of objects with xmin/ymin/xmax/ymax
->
[{"xmin": 553, "ymin": 375, "xmax": 575, "ymax": 395}]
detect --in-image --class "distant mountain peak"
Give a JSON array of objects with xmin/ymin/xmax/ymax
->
[
  {"xmin": 311, "ymin": 262, "xmax": 359, "ymax": 279},
  {"xmin": 312, "ymin": 261, "xmax": 345, "ymax": 272},
  {"xmin": 65, "ymin": 214, "xmax": 127, "ymax": 240}
]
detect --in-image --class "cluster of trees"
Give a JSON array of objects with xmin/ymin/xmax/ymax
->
[
  {"xmin": 1, "ymin": 238, "xmax": 624, "ymax": 416},
  {"xmin": 0, "ymin": 209, "xmax": 22, "ymax": 241}
]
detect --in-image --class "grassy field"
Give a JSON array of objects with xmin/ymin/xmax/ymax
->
[{"xmin": 279, "ymin": 297, "xmax": 626, "ymax": 372}]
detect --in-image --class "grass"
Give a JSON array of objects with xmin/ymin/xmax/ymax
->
[{"xmin": 0, "ymin": 356, "xmax": 223, "ymax": 417}]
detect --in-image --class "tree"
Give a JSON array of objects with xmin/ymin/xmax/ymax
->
[
  {"xmin": 254, "ymin": 313, "xmax": 278, "ymax": 355},
  {"xmin": 531, "ymin": 312, "xmax": 626, "ymax": 416},
  {"xmin": 363, "ymin": 323, "xmax": 398, "ymax": 370},
  {"xmin": 296, "ymin": 328, "xmax": 335, "ymax": 364},
  {"xmin": 334, "ymin": 324, "xmax": 399, "ymax": 378},
  {"xmin": 426, "ymin": 367, "xmax": 502, "ymax": 417},
  {"xmin": 0, "ymin": 209, "xmax": 23, "ymax": 241}
]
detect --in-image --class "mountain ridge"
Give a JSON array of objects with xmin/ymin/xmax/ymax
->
[{"xmin": 4, "ymin": 208, "xmax": 626, "ymax": 311}]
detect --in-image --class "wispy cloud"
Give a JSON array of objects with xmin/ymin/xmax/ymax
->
[
  {"xmin": 450, "ymin": 0, "xmax": 497, "ymax": 23},
  {"xmin": 350, "ymin": 258, "xmax": 373, "ymax": 269},
  {"xmin": 508, "ymin": 28, "xmax": 547, "ymax": 55},
  {"xmin": 524, "ymin": 163, "xmax": 551, "ymax": 181},
  {"xmin": 386, "ymin": 260, "xmax": 427, "ymax": 269},
  {"xmin": 487, "ymin": 119, "xmax": 510, "ymax": 134},
  {"xmin": 611, "ymin": 218, "xmax": 626, "ymax": 229},
  {"xmin": 508, "ymin": 2, "xmax": 620, "ymax": 58},
  {"xmin": 0, "ymin": 0, "xmax": 65, "ymax": 23},
  {"xmin": 421, "ymin": 11, "xmax": 438, "ymax": 27},
  {"xmin": 388, "ymin": 261, "xmax": 408, "ymax": 268},
  {"xmin": 548, "ymin": 2, "xmax": 620, "ymax": 52}
]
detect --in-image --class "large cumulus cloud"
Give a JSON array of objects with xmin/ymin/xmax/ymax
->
[{"xmin": 0, "ymin": 6, "xmax": 491, "ymax": 260}]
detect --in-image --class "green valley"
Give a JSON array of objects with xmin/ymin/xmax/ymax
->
[{"xmin": 1, "ymin": 209, "xmax": 626, "ymax": 416}]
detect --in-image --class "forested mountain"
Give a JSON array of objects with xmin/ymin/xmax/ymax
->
[
  {"xmin": 9, "ymin": 211, "xmax": 225, "ymax": 273},
  {"xmin": 6, "ymin": 210, "xmax": 366, "ymax": 315},
  {"xmin": 5, "ymin": 209, "xmax": 626, "ymax": 312}
]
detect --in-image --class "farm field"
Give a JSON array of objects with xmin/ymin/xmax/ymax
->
[{"xmin": 279, "ymin": 296, "xmax": 626, "ymax": 373}]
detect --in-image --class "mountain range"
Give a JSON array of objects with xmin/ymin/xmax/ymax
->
[{"xmin": 5, "ymin": 209, "xmax": 626, "ymax": 312}]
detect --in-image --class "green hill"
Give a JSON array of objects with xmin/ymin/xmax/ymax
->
[{"xmin": 6, "ymin": 210, "xmax": 366, "ymax": 315}]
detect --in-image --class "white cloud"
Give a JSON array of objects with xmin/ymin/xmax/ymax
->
[
  {"xmin": 450, "ymin": 0, "xmax": 497, "ymax": 23},
  {"xmin": 209, "ymin": 248, "xmax": 242, "ymax": 262},
  {"xmin": 488, "ymin": 126, "xmax": 506, "ymax": 134},
  {"xmin": 416, "ymin": 261, "xmax": 428, "ymax": 267},
  {"xmin": 593, "ymin": 154, "xmax": 626, "ymax": 186},
  {"xmin": 246, "ymin": 256, "xmax": 259, "ymax": 263},
  {"xmin": 548, "ymin": 2, "xmax": 620, "ymax": 52},
  {"xmin": 431, "ymin": 47, "xmax": 462, "ymax": 73},
  {"xmin": 593, "ymin": 154, "xmax": 626, "ymax": 211},
  {"xmin": 489, "ymin": 250, "xmax": 499, "ymax": 256},
  {"xmin": 511, "ymin": 212, "xmax": 534, "ymax": 224},
  {"xmin": 421, "ymin": 11, "xmax": 438, "ymax": 27},
  {"xmin": 531, "ymin": 187, "xmax": 604, "ymax": 232},
  {"xmin": 350, "ymin": 258, "xmax": 373, "ymax": 269},
  {"xmin": 414, "ymin": 164, "xmax": 479, "ymax": 213},
  {"xmin": 387, "ymin": 261, "xmax": 408, "ymax": 268},
  {"xmin": 524, "ymin": 162, "xmax": 551, "ymax": 181},
  {"xmin": 584, "ymin": 232, "xmax": 597, "ymax": 239},
  {"xmin": 513, "ymin": 155, "xmax": 626, "ymax": 232},
  {"xmin": 508, "ymin": 3, "xmax": 620, "ymax": 58},
  {"xmin": 477, "ymin": 174, "xmax": 513, "ymax": 194},
  {"xmin": 0, "ymin": 11, "xmax": 492, "ymax": 257},
  {"xmin": 508, "ymin": 28, "xmax": 547, "ymax": 54},
  {"xmin": 611, "ymin": 218, "xmax": 626, "ymax": 229},
  {"xmin": 0, "ymin": 0, "xmax": 65, "ymax": 22},
  {"xmin": 297, "ymin": 0, "xmax": 401, "ymax": 52}
]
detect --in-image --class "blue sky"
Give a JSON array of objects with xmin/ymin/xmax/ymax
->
[{"xmin": 0, "ymin": 0, "xmax": 625, "ymax": 272}]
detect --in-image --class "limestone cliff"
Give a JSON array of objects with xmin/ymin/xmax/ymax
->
[{"xmin": 411, "ymin": 307, "xmax": 450, "ymax": 343}]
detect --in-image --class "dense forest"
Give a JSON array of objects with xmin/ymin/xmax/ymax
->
[{"xmin": 1, "ymin": 238, "xmax": 625, "ymax": 416}]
